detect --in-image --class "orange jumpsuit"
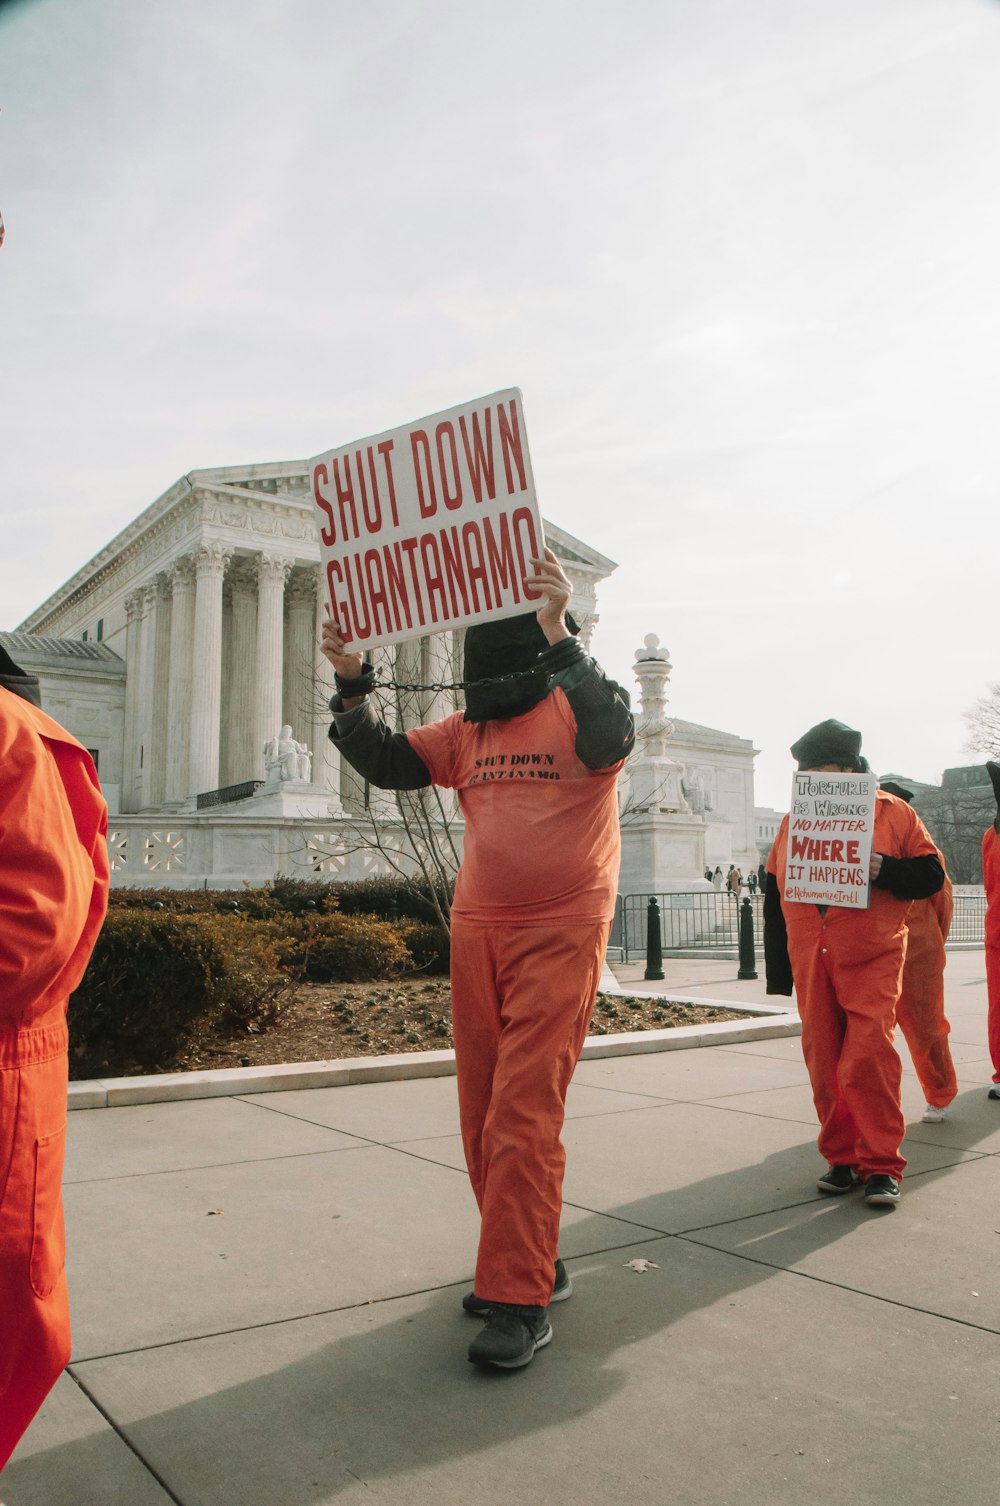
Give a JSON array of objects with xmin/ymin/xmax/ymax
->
[
  {"xmin": 767, "ymin": 793, "xmax": 939, "ymax": 1181},
  {"xmin": 0, "ymin": 692, "xmax": 109, "ymax": 1471},
  {"xmin": 408, "ymin": 689, "xmax": 622, "ymax": 1307},
  {"xmin": 984, "ymin": 827, "xmax": 1000, "ymax": 1085},
  {"xmin": 895, "ymin": 858, "xmax": 957, "ymax": 1109}
]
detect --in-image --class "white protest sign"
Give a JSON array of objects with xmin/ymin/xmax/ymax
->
[
  {"xmin": 309, "ymin": 388, "xmax": 545, "ymax": 652},
  {"xmin": 784, "ymin": 771, "xmax": 878, "ymax": 908}
]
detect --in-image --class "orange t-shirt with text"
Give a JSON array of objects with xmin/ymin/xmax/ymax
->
[{"xmin": 405, "ymin": 689, "xmax": 623, "ymax": 926}]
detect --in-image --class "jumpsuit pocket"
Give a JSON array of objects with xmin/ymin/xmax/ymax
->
[{"xmin": 30, "ymin": 1126, "xmax": 67, "ymax": 1300}]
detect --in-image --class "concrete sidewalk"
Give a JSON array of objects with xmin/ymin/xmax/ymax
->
[{"xmin": 6, "ymin": 949, "xmax": 1000, "ymax": 1506}]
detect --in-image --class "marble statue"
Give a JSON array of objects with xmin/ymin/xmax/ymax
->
[{"xmin": 263, "ymin": 725, "xmax": 311, "ymax": 783}]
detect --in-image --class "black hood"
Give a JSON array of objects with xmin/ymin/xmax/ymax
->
[
  {"xmin": 462, "ymin": 611, "xmax": 579, "ymax": 724},
  {"xmin": 790, "ymin": 718, "xmax": 864, "ymax": 772},
  {"xmin": 0, "ymin": 644, "xmax": 42, "ymax": 707}
]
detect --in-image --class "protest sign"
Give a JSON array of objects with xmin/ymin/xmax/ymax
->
[
  {"xmin": 309, "ymin": 388, "xmax": 545, "ymax": 652},
  {"xmin": 784, "ymin": 771, "xmax": 878, "ymax": 908}
]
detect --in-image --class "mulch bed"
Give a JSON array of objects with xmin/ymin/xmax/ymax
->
[{"xmin": 172, "ymin": 977, "xmax": 755, "ymax": 1073}]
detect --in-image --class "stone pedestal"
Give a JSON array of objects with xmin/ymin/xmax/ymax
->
[{"xmin": 227, "ymin": 780, "xmax": 341, "ymax": 819}]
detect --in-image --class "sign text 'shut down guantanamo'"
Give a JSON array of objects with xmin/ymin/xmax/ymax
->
[{"xmin": 310, "ymin": 389, "xmax": 545, "ymax": 653}]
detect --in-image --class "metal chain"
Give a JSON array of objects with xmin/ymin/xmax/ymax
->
[{"xmin": 370, "ymin": 666, "xmax": 547, "ymax": 694}]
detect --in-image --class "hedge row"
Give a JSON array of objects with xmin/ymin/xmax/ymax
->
[
  {"xmin": 70, "ymin": 904, "xmax": 450, "ymax": 1078},
  {"xmin": 107, "ymin": 875, "xmax": 453, "ymax": 922}
]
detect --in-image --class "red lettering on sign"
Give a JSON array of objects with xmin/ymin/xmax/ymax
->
[
  {"xmin": 334, "ymin": 456, "xmax": 360, "ymax": 541},
  {"xmin": 400, "ymin": 538, "xmax": 427, "ymax": 627},
  {"xmin": 440, "ymin": 526, "xmax": 471, "ymax": 617},
  {"xmin": 847, "ymin": 840, "xmax": 860, "ymax": 862},
  {"xmin": 498, "ymin": 400, "xmax": 527, "ymax": 494},
  {"xmin": 356, "ymin": 448, "xmax": 381, "ymax": 533},
  {"xmin": 313, "ymin": 464, "xmax": 337, "ymax": 545},
  {"xmin": 436, "ymin": 422, "xmax": 463, "ymax": 511},
  {"xmin": 459, "ymin": 409, "xmax": 496, "ymax": 503},
  {"xmin": 345, "ymin": 552, "xmax": 371, "ymax": 638},
  {"xmin": 364, "ymin": 549, "xmax": 391, "ymax": 636},
  {"xmin": 326, "ymin": 559, "xmax": 352, "ymax": 642},
  {"xmin": 462, "ymin": 521, "xmax": 491, "ymax": 612},
  {"xmin": 411, "ymin": 430, "xmax": 437, "ymax": 518},
  {"xmin": 420, "ymin": 532, "xmax": 447, "ymax": 623},
  {"xmin": 482, "ymin": 513, "xmax": 519, "ymax": 605},
  {"xmin": 377, "ymin": 440, "xmax": 400, "ymax": 527},
  {"xmin": 513, "ymin": 506, "xmax": 542, "ymax": 598},
  {"xmin": 383, "ymin": 542, "xmax": 414, "ymax": 631}
]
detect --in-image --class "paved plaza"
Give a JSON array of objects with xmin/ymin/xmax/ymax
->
[{"xmin": 5, "ymin": 950, "xmax": 999, "ymax": 1506}]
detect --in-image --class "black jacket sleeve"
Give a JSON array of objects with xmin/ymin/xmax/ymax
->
[
  {"xmin": 873, "ymin": 852, "xmax": 944, "ymax": 900},
  {"xmin": 557, "ymin": 658, "xmax": 636, "ymax": 771},
  {"xmin": 763, "ymin": 872, "xmax": 794, "ymax": 996},
  {"xmin": 327, "ymin": 699, "xmax": 431, "ymax": 790}
]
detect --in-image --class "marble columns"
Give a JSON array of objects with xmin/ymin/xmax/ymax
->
[
  {"xmin": 284, "ymin": 570, "xmax": 317, "ymax": 743},
  {"xmin": 253, "ymin": 553, "xmax": 291, "ymax": 779},
  {"xmin": 224, "ymin": 561, "xmax": 258, "ymax": 786},
  {"xmin": 189, "ymin": 543, "xmax": 232, "ymax": 796},
  {"xmin": 148, "ymin": 575, "xmax": 173, "ymax": 808},
  {"xmin": 165, "ymin": 555, "xmax": 196, "ymax": 803},
  {"xmin": 121, "ymin": 589, "xmax": 144, "ymax": 812},
  {"xmin": 312, "ymin": 572, "xmax": 344, "ymax": 809}
]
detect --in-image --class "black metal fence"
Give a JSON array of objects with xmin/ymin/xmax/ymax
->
[
  {"xmin": 613, "ymin": 891, "xmax": 763, "ymax": 962},
  {"xmin": 951, "ymin": 892, "xmax": 987, "ymax": 943},
  {"xmin": 609, "ymin": 888, "xmax": 988, "ymax": 961},
  {"xmin": 196, "ymin": 780, "xmax": 265, "ymax": 810}
]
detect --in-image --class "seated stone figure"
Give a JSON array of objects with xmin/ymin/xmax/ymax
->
[{"xmin": 263, "ymin": 725, "xmax": 311, "ymax": 782}]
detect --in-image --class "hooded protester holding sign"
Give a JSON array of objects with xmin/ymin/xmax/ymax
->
[
  {"xmin": 764, "ymin": 719, "xmax": 943, "ymax": 1209},
  {"xmin": 878, "ymin": 781, "xmax": 957, "ymax": 1124},
  {"xmin": 984, "ymin": 761, "xmax": 1000, "ymax": 1102},
  {"xmin": 321, "ymin": 547, "xmax": 634, "ymax": 1370},
  {"xmin": 0, "ymin": 647, "xmax": 109, "ymax": 1470}
]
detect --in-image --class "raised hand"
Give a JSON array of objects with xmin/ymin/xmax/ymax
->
[
  {"xmin": 320, "ymin": 606, "xmax": 364, "ymax": 681},
  {"xmin": 525, "ymin": 547, "xmax": 573, "ymax": 644}
]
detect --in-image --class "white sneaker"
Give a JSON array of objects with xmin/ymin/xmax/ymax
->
[{"xmin": 921, "ymin": 1103, "xmax": 947, "ymax": 1124}]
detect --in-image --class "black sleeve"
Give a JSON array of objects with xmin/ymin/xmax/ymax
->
[
  {"xmin": 327, "ymin": 699, "xmax": 432, "ymax": 790},
  {"xmin": 558, "ymin": 660, "xmax": 636, "ymax": 770},
  {"xmin": 873, "ymin": 852, "xmax": 944, "ymax": 900},
  {"xmin": 763, "ymin": 872, "xmax": 794, "ymax": 996}
]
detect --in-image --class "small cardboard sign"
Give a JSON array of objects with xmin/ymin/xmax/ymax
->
[
  {"xmin": 309, "ymin": 388, "xmax": 545, "ymax": 652},
  {"xmin": 784, "ymin": 772, "xmax": 878, "ymax": 908}
]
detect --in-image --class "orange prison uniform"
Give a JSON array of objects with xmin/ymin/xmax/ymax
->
[
  {"xmin": 984, "ymin": 827, "xmax": 1000, "ymax": 1085},
  {"xmin": 407, "ymin": 689, "xmax": 623, "ymax": 1307},
  {"xmin": 767, "ymin": 792, "xmax": 938, "ymax": 1180},
  {"xmin": 0, "ymin": 694, "xmax": 109, "ymax": 1471},
  {"xmin": 895, "ymin": 857, "xmax": 957, "ymax": 1109}
]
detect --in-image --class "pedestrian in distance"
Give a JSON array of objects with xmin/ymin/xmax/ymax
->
[
  {"xmin": 0, "ymin": 647, "xmax": 109, "ymax": 1470},
  {"xmin": 712, "ymin": 866, "xmax": 723, "ymax": 891},
  {"xmin": 320, "ymin": 547, "xmax": 634, "ymax": 1370},
  {"xmin": 879, "ymin": 781, "xmax": 957, "ymax": 1124},
  {"xmin": 764, "ymin": 719, "xmax": 944, "ymax": 1209}
]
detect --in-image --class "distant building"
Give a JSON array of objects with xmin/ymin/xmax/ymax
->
[
  {"xmin": 754, "ymin": 805, "xmax": 786, "ymax": 862},
  {"xmin": 879, "ymin": 766, "xmax": 994, "ymax": 883}
]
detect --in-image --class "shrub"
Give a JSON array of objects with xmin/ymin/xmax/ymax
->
[
  {"xmin": 331, "ymin": 876, "xmax": 452, "ymax": 923},
  {"xmin": 106, "ymin": 879, "xmax": 341, "ymax": 919},
  {"xmin": 393, "ymin": 918, "xmax": 450, "ymax": 974},
  {"xmin": 281, "ymin": 913, "xmax": 412, "ymax": 983},
  {"xmin": 69, "ymin": 910, "xmax": 289, "ymax": 1077}
]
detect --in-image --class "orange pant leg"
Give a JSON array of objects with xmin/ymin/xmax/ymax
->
[
  {"xmin": 794, "ymin": 948, "xmax": 857, "ymax": 1170},
  {"xmin": 826, "ymin": 949, "xmax": 907, "ymax": 1179},
  {"xmin": 450, "ymin": 919, "xmax": 608, "ymax": 1308},
  {"xmin": 0, "ymin": 1042, "xmax": 72, "ymax": 1471},
  {"xmin": 986, "ymin": 944, "xmax": 1000, "ymax": 1083},
  {"xmin": 895, "ymin": 941, "xmax": 957, "ymax": 1109}
]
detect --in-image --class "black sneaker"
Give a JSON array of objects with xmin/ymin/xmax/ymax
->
[
  {"xmin": 816, "ymin": 1164, "xmax": 858, "ymax": 1195},
  {"xmin": 467, "ymin": 1304, "xmax": 553, "ymax": 1370},
  {"xmin": 462, "ymin": 1257, "xmax": 572, "ymax": 1317},
  {"xmin": 863, "ymin": 1174, "xmax": 901, "ymax": 1207}
]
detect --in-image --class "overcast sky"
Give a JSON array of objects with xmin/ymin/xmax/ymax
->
[{"xmin": 2, "ymin": 0, "xmax": 998, "ymax": 809}]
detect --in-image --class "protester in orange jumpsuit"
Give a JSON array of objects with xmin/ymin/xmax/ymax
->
[
  {"xmin": 879, "ymin": 782, "xmax": 957, "ymax": 1124},
  {"xmin": 984, "ymin": 761, "xmax": 1000, "ymax": 1102},
  {"xmin": 321, "ymin": 549, "xmax": 633, "ymax": 1369},
  {"xmin": 0, "ymin": 647, "xmax": 109, "ymax": 1472},
  {"xmin": 764, "ymin": 720, "xmax": 943, "ymax": 1209}
]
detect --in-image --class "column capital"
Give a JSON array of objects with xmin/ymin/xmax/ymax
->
[
  {"xmin": 124, "ymin": 589, "xmax": 145, "ymax": 623},
  {"xmin": 254, "ymin": 551, "xmax": 293, "ymax": 588},
  {"xmin": 195, "ymin": 541, "xmax": 233, "ymax": 580},
  {"xmin": 169, "ymin": 553, "xmax": 197, "ymax": 591},
  {"xmin": 287, "ymin": 567, "xmax": 317, "ymax": 608}
]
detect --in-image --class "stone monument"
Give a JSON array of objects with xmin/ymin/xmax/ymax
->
[{"xmin": 617, "ymin": 633, "xmax": 709, "ymax": 897}]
